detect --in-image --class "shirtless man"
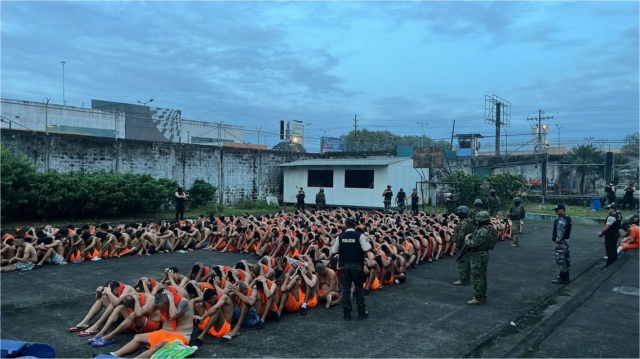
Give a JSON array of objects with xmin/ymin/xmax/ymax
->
[
  {"xmin": 250, "ymin": 275, "xmax": 278, "ymax": 329},
  {"xmin": 88, "ymin": 291, "xmax": 161, "ymax": 347},
  {"xmin": 276, "ymin": 266, "xmax": 306, "ymax": 318},
  {"xmin": 111, "ymin": 289, "xmax": 195, "ymax": 358},
  {"xmin": 225, "ymin": 281, "xmax": 260, "ymax": 340},
  {"xmin": 68, "ymin": 281, "xmax": 136, "ymax": 335},
  {"xmin": 36, "ymin": 235, "xmax": 67, "ymax": 266},
  {"xmin": 315, "ymin": 262, "xmax": 342, "ymax": 308},
  {"xmin": 191, "ymin": 288, "xmax": 234, "ymax": 346},
  {"xmin": 1, "ymin": 237, "xmax": 38, "ymax": 272},
  {"xmin": 298, "ymin": 262, "xmax": 318, "ymax": 315}
]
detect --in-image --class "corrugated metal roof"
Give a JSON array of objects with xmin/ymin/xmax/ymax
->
[{"xmin": 281, "ymin": 157, "xmax": 410, "ymax": 167}]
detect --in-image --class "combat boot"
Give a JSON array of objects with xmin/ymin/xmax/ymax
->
[{"xmin": 552, "ymin": 272, "xmax": 569, "ymax": 284}]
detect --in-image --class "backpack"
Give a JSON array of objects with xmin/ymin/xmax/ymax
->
[{"xmin": 485, "ymin": 225, "xmax": 499, "ymax": 250}]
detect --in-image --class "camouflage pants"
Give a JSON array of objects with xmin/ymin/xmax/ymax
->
[
  {"xmin": 511, "ymin": 221, "xmax": 521, "ymax": 245},
  {"xmin": 470, "ymin": 251, "xmax": 489, "ymax": 301},
  {"xmin": 489, "ymin": 207, "xmax": 498, "ymax": 217},
  {"xmin": 554, "ymin": 241, "xmax": 570, "ymax": 274},
  {"xmin": 457, "ymin": 255, "xmax": 471, "ymax": 283},
  {"xmin": 397, "ymin": 201, "xmax": 406, "ymax": 213}
]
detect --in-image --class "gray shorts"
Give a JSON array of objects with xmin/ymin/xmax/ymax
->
[
  {"xmin": 46, "ymin": 253, "xmax": 64, "ymax": 265},
  {"xmin": 16, "ymin": 261, "xmax": 36, "ymax": 271}
]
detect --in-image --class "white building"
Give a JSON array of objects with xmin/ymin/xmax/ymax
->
[{"xmin": 282, "ymin": 157, "xmax": 426, "ymax": 208}]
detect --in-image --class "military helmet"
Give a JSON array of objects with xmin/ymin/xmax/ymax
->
[
  {"xmin": 473, "ymin": 199, "xmax": 483, "ymax": 205},
  {"xmin": 455, "ymin": 206, "xmax": 470, "ymax": 215},
  {"xmin": 490, "ymin": 189, "xmax": 496, "ymax": 193},
  {"xmin": 514, "ymin": 197, "xmax": 522, "ymax": 202},
  {"xmin": 475, "ymin": 211, "xmax": 491, "ymax": 222}
]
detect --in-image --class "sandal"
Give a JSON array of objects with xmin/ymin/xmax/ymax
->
[
  {"xmin": 68, "ymin": 325, "xmax": 89, "ymax": 332},
  {"xmin": 91, "ymin": 337, "xmax": 116, "ymax": 347},
  {"xmin": 79, "ymin": 329, "xmax": 99, "ymax": 337}
]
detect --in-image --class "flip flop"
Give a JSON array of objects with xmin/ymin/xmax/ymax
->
[
  {"xmin": 219, "ymin": 334, "xmax": 233, "ymax": 342},
  {"xmin": 91, "ymin": 337, "xmax": 116, "ymax": 347},
  {"xmin": 68, "ymin": 325, "xmax": 88, "ymax": 332},
  {"xmin": 79, "ymin": 329, "xmax": 99, "ymax": 337},
  {"xmin": 87, "ymin": 336, "xmax": 102, "ymax": 344}
]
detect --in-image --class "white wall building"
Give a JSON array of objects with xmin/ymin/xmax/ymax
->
[
  {"xmin": 282, "ymin": 157, "xmax": 426, "ymax": 208},
  {"xmin": 1, "ymin": 98, "xmax": 125, "ymax": 138}
]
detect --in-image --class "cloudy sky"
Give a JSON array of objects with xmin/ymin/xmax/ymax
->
[{"xmin": 2, "ymin": 1, "xmax": 638, "ymax": 153}]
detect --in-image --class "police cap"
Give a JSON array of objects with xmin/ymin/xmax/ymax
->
[{"xmin": 553, "ymin": 204, "xmax": 565, "ymax": 211}]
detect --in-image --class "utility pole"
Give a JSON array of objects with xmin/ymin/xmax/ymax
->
[
  {"xmin": 450, "ymin": 119, "xmax": 455, "ymax": 150},
  {"xmin": 417, "ymin": 122, "xmax": 428, "ymax": 147},
  {"xmin": 256, "ymin": 126, "xmax": 263, "ymax": 145},
  {"xmin": 61, "ymin": 61, "xmax": 66, "ymax": 106},
  {"xmin": 555, "ymin": 124, "xmax": 562, "ymax": 147},
  {"xmin": 353, "ymin": 114, "xmax": 358, "ymax": 152},
  {"xmin": 43, "ymin": 98, "xmax": 50, "ymax": 133},
  {"xmin": 495, "ymin": 102, "xmax": 501, "ymax": 156},
  {"xmin": 527, "ymin": 109, "xmax": 553, "ymax": 204}
]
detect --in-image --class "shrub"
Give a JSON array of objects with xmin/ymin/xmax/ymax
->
[{"xmin": 188, "ymin": 179, "xmax": 217, "ymax": 209}]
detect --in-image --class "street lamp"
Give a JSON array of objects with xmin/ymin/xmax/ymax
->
[
  {"xmin": 61, "ymin": 61, "xmax": 66, "ymax": 106},
  {"xmin": 416, "ymin": 122, "xmax": 428, "ymax": 147},
  {"xmin": 555, "ymin": 124, "xmax": 562, "ymax": 147},
  {"xmin": 137, "ymin": 98, "xmax": 154, "ymax": 106}
]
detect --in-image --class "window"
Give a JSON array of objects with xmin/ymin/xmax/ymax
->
[
  {"xmin": 308, "ymin": 170, "xmax": 334, "ymax": 188},
  {"xmin": 345, "ymin": 170, "xmax": 374, "ymax": 189},
  {"xmin": 459, "ymin": 138, "xmax": 471, "ymax": 149}
]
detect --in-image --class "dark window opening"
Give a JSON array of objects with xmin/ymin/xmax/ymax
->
[
  {"xmin": 345, "ymin": 170, "xmax": 374, "ymax": 189},
  {"xmin": 308, "ymin": 170, "xmax": 334, "ymax": 188},
  {"xmin": 459, "ymin": 139, "xmax": 471, "ymax": 149}
]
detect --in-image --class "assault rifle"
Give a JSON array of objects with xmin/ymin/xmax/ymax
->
[{"xmin": 452, "ymin": 227, "xmax": 478, "ymax": 268}]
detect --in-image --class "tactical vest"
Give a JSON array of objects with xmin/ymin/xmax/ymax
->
[
  {"xmin": 552, "ymin": 214, "xmax": 572, "ymax": 240},
  {"xmin": 605, "ymin": 212, "xmax": 622, "ymax": 238},
  {"xmin": 338, "ymin": 230, "xmax": 365, "ymax": 264}
]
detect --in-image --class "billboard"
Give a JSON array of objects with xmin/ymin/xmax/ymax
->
[
  {"xmin": 413, "ymin": 147, "xmax": 444, "ymax": 168},
  {"xmin": 321, "ymin": 137, "xmax": 343, "ymax": 152}
]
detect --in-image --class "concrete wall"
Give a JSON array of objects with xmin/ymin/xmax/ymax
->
[
  {"xmin": 1, "ymin": 129, "xmax": 318, "ymax": 205},
  {"xmin": 1, "ymin": 98, "xmax": 125, "ymax": 138}
]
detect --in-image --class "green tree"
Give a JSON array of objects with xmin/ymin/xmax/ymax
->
[
  {"xmin": 561, "ymin": 144, "xmax": 603, "ymax": 194},
  {"xmin": 340, "ymin": 129, "xmax": 450, "ymax": 152},
  {"xmin": 490, "ymin": 172, "xmax": 527, "ymax": 210},
  {"xmin": 188, "ymin": 179, "xmax": 217, "ymax": 208},
  {"xmin": 272, "ymin": 141, "xmax": 306, "ymax": 153},
  {"xmin": 441, "ymin": 170, "xmax": 483, "ymax": 206},
  {"xmin": 0, "ymin": 144, "xmax": 36, "ymax": 219}
]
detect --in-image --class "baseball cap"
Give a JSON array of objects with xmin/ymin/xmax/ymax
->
[
  {"xmin": 605, "ymin": 203, "xmax": 617, "ymax": 209},
  {"xmin": 553, "ymin": 204, "xmax": 565, "ymax": 211}
]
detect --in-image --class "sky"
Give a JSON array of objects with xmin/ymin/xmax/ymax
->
[{"xmin": 1, "ymin": 0, "xmax": 638, "ymax": 153}]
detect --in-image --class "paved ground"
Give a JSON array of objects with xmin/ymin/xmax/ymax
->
[{"xmin": 1, "ymin": 218, "xmax": 638, "ymax": 358}]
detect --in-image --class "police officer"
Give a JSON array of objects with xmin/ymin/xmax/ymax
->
[
  {"xmin": 175, "ymin": 187, "xmax": 187, "ymax": 221},
  {"xmin": 552, "ymin": 204, "xmax": 572, "ymax": 284},
  {"xmin": 508, "ymin": 197, "xmax": 526, "ymax": 247},
  {"xmin": 315, "ymin": 188, "xmax": 326, "ymax": 211},
  {"xmin": 396, "ymin": 188, "xmax": 407, "ymax": 214},
  {"xmin": 598, "ymin": 203, "xmax": 622, "ymax": 269},
  {"xmin": 469, "ymin": 199, "xmax": 483, "ymax": 221},
  {"xmin": 330, "ymin": 218, "xmax": 372, "ymax": 320},
  {"xmin": 465, "ymin": 211, "xmax": 495, "ymax": 305},
  {"xmin": 486, "ymin": 189, "xmax": 500, "ymax": 217},
  {"xmin": 296, "ymin": 187, "xmax": 306, "ymax": 211},
  {"xmin": 453, "ymin": 206, "xmax": 475, "ymax": 285},
  {"xmin": 382, "ymin": 185, "xmax": 393, "ymax": 213},
  {"xmin": 410, "ymin": 189, "xmax": 420, "ymax": 215}
]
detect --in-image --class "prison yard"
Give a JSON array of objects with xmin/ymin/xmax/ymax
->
[{"xmin": 1, "ymin": 203, "xmax": 638, "ymax": 358}]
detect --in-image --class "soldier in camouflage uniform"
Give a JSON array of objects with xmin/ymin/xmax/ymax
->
[
  {"xmin": 453, "ymin": 206, "xmax": 476, "ymax": 285},
  {"xmin": 465, "ymin": 211, "xmax": 497, "ymax": 305},
  {"xmin": 486, "ymin": 189, "xmax": 500, "ymax": 217},
  {"xmin": 508, "ymin": 197, "xmax": 526, "ymax": 247},
  {"xmin": 552, "ymin": 204, "xmax": 572, "ymax": 284},
  {"xmin": 445, "ymin": 194, "xmax": 456, "ymax": 215},
  {"xmin": 468, "ymin": 199, "xmax": 483, "ymax": 221}
]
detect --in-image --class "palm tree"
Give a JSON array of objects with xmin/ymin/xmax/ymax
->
[{"xmin": 561, "ymin": 144, "xmax": 603, "ymax": 194}]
